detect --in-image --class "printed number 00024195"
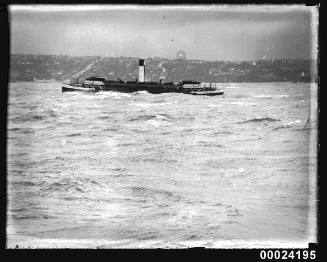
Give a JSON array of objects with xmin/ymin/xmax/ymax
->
[{"xmin": 259, "ymin": 250, "xmax": 316, "ymax": 260}]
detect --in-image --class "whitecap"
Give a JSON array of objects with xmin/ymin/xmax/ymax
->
[
  {"xmin": 146, "ymin": 115, "xmax": 172, "ymax": 127},
  {"xmin": 134, "ymin": 91, "xmax": 149, "ymax": 95},
  {"xmin": 289, "ymin": 120, "xmax": 302, "ymax": 124},
  {"xmin": 273, "ymin": 120, "xmax": 302, "ymax": 130},
  {"xmin": 223, "ymin": 101, "xmax": 256, "ymax": 106},
  {"xmin": 252, "ymin": 94, "xmax": 273, "ymax": 98},
  {"xmin": 130, "ymin": 101, "xmax": 177, "ymax": 108},
  {"xmin": 156, "ymin": 101, "xmax": 178, "ymax": 106},
  {"xmin": 155, "ymin": 114, "xmax": 168, "ymax": 121},
  {"xmin": 130, "ymin": 103, "xmax": 154, "ymax": 108},
  {"xmin": 104, "ymin": 92, "xmax": 131, "ymax": 98}
]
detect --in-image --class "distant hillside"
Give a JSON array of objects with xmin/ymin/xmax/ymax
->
[{"xmin": 9, "ymin": 54, "xmax": 315, "ymax": 83}]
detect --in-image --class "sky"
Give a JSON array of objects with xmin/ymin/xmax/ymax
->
[{"xmin": 9, "ymin": 5, "xmax": 318, "ymax": 61}]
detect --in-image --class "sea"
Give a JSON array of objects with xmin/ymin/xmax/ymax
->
[{"xmin": 7, "ymin": 82, "xmax": 318, "ymax": 248}]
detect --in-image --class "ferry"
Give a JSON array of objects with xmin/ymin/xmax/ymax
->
[{"xmin": 62, "ymin": 59, "xmax": 224, "ymax": 96}]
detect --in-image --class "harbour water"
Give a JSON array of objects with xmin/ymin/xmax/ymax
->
[{"xmin": 7, "ymin": 82, "xmax": 317, "ymax": 248}]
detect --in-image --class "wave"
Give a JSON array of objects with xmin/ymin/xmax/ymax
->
[
  {"xmin": 31, "ymin": 115, "xmax": 47, "ymax": 122},
  {"xmin": 237, "ymin": 117, "xmax": 280, "ymax": 124},
  {"xmin": 41, "ymin": 178, "xmax": 101, "ymax": 194},
  {"xmin": 273, "ymin": 126, "xmax": 290, "ymax": 131},
  {"xmin": 273, "ymin": 120, "xmax": 302, "ymax": 130},
  {"xmin": 146, "ymin": 118, "xmax": 172, "ymax": 127},
  {"xmin": 134, "ymin": 90, "xmax": 149, "ymax": 95},
  {"xmin": 154, "ymin": 113, "xmax": 173, "ymax": 120},
  {"xmin": 252, "ymin": 94, "xmax": 273, "ymax": 98},
  {"xmin": 12, "ymin": 214, "xmax": 42, "ymax": 220},
  {"xmin": 8, "ymin": 127, "xmax": 34, "ymax": 134},
  {"xmin": 159, "ymin": 131, "xmax": 172, "ymax": 135},
  {"xmin": 223, "ymin": 101, "xmax": 256, "ymax": 106},
  {"xmin": 233, "ymin": 94, "xmax": 248, "ymax": 99},
  {"xmin": 130, "ymin": 102, "xmax": 155, "ymax": 108},
  {"xmin": 118, "ymin": 142, "xmax": 136, "ymax": 147},
  {"xmin": 66, "ymin": 133, "xmax": 82, "ymax": 137},
  {"xmin": 129, "ymin": 114, "xmax": 157, "ymax": 121},
  {"xmin": 252, "ymin": 94, "xmax": 290, "ymax": 99},
  {"xmin": 97, "ymin": 115, "xmax": 112, "ymax": 120},
  {"xmin": 197, "ymin": 141, "xmax": 224, "ymax": 148},
  {"xmin": 46, "ymin": 108, "xmax": 58, "ymax": 118},
  {"xmin": 212, "ymin": 130, "xmax": 233, "ymax": 135},
  {"xmin": 153, "ymin": 99, "xmax": 169, "ymax": 103},
  {"xmin": 10, "ymin": 207, "xmax": 29, "ymax": 212},
  {"xmin": 27, "ymin": 115, "xmax": 44, "ymax": 121},
  {"xmin": 11, "ymin": 181, "xmax": 36, "ymax": 187},
  {"xmin": 103, "ymin": 127, "xmax": 120, "ymax": 132},
  {"xmin": 8, "ymin": 127, "xmax": 21, "ymax": 132},
  {"xmin": 12, "ymin": 213, "xmax": 56, "ymax": 220},
  {"xmin": 108, "ymin": 167, "xmax": 128, "ymax": 173},
  {"xmin": 296, "ymin": 127, "xmax": 311, "ymax": 131},
  {"xmin": 130, "ymin": 101, "xmax": 176, "ymax": 108},
  {"xmin": 226, "ymin": 207, "xmax": 242, "ymax": 217},
  {"xmin": 101, "ymin": 92, "xmax": 132, "ymax": 99},
  {"xmin": 139, "ymin": 158, "xmax": 162, "ymax": 163},
  {"xmin": 129, "ymin": 113, "xmax": 173, "ymax": 122},
  {"xmin": 11, "ymin": 110, "xmax": 57, "ymax": 123},
  {"xmin": 127, "ymin": 186, "xmax": 182, "ymax": 202},
  {"xmin": 50, "ymin": 181, "xmax": 84, "ymax": 192}
]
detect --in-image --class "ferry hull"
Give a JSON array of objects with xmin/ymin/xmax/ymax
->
[
  {"xmin": 62, "ymin": 83, "xmax": 180, "ymax": 94},
  {"xmin": 62, "ymin": 84, "xmax": 99, "ymax": 92}
]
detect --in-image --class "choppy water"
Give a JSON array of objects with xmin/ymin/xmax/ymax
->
[{"xmin": 7, "ymin": 82, "xmax": 317, "ymax": 248}]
